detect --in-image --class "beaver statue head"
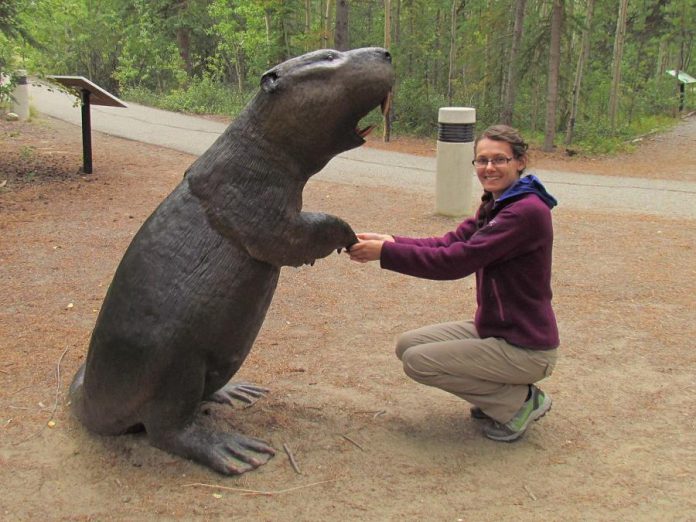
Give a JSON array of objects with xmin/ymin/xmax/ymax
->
[{"xmin": 252, "ymin": 47, "xmax": 394, "ymax": 166}]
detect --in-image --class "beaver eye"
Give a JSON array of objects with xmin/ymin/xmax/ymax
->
[{"xmin": 326, "ymin": 52, "xmax": 335, "ymax": 61}]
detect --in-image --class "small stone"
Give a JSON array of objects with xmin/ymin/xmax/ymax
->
[
  {"xmin": 47, "ymin": 420, "xmax": 56, "ymax": 428},
  {"xmin": 5, "ymin": 113, "xmax": 19, "ymax": 121}
]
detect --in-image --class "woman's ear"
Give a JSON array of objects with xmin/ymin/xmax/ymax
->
[{"xmin": 517, "ymin": 156, "xmax": 527, "ymax": 174}]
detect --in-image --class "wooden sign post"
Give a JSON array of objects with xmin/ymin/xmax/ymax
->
[{"xmin": 47, "ymin": 76, "xmax": 127, "ymax": 174}]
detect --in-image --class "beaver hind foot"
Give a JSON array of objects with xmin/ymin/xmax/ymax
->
[{"xmin": 149, "ymin": 422, "xmax": 276, "ymax": 476}]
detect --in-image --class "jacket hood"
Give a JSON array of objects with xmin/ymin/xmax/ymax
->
[{"xmin": 495, "ymin": 174, "xmax": 557, "ymax": 209}]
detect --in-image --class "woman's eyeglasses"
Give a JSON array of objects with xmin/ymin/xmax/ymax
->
[{"xmin": 472, "ymin": 157, "xmax": 513, "ymax": 168}]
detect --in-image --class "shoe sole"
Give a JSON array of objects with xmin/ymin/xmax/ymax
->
[{"xmin": 485, "ymin": 398, "xmax": 553, "ymax": 443}]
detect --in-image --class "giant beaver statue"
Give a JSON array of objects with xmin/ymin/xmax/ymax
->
[{"xmin": 69, "ymin": 47, "xmax": 394, "ymax": 475}]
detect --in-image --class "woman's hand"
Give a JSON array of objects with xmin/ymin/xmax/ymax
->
[
  {"xmin": 349, "ymin": 240, "xmax": 385, "ymax": 263},
  {"xmin": 357, "ymin": 232, "xmax": 395, "ymax": 242}
]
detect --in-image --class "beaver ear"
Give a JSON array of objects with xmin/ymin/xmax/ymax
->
[{"xmin": 260, "ymin": 71, "xmax": 279, "ymax": 93}]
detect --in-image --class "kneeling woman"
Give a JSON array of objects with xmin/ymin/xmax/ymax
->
[{"xmin": 348, "ymin": 125, "xmax": 559, "ymax": 442}]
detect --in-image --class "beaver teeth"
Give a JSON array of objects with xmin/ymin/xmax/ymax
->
[
  {"xmin": 355, "ymin": 93, "xmax": 391, "ymax": 139},
  {"xmin": 358, "ymin": 125, "xmax": 375, "ymax": 138},
  {"xmin": 381, "ymin": 92, "xmax": 392, "ymax": 115}
]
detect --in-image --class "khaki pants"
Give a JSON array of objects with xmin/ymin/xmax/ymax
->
[{"xmin": 395, "ymin": 320, "xmax": 557, "ymax": 423}]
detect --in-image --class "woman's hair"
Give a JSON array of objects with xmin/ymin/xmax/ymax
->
[{"xmin": 474, "ymin": 124, "xmax": 529, "ymax": 165}]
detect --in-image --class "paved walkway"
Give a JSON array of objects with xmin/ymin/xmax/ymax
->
[{"xmin": 29, "ymin": 81, "xmax": 696, "ymax": 219}]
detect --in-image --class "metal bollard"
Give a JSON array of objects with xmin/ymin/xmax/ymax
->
[
  {"xmin": 435, "ymin": 107, "xmax": 476, "ymax": 216},
  {"xmin": 11, "ymin": 70, "xmax": 30, "ymax": 121}
]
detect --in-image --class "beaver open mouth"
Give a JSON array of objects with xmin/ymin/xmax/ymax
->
[{"xmin": 356, "ymin": 92, "xmax": 392, "ymax": 139}]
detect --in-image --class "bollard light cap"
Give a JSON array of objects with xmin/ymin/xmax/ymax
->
[{"xmin": 438, "ymin": 107, "xmax": 476, "ymax": 124}]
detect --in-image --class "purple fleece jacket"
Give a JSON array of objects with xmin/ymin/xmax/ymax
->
[{"xmin": 380, "ymin": 175, "xmax": 559, "ymax": 350}]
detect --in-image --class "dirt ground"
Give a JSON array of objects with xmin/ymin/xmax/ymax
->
[{"xmin": 1, "ymin": 114, "xmax": 695, "ymax": 521}]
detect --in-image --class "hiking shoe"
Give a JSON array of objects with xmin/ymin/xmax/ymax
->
[
  {"xmin": 470, "ymin": 406, "xmax": 492, "ymax": 420},
  {"xmin": 483, "ymin": 386, "xmax": 552, "ymax": 442}
]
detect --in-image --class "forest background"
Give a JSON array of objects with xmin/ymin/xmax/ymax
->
[{"xmin": 1, "ymin": 0, "xmax": 694, "ymax": 153}]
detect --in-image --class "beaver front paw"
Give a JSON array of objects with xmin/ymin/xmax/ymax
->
[
  {"xmin": 303, "ymin": 213, "xmax": 357, "ymax": 261},
  {"xmin": 332, "ymin": 218, "xmax": 358, "ymax": 252}
]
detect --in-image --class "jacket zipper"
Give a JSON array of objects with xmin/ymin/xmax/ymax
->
[{"xmin": 491, "ymin": 278, "xmax": 505, "ymax": 321}]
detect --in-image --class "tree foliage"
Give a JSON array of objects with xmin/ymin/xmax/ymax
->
[{"xmin": 1, "ymin": 0, "xmax": 695, "ymax": 148}]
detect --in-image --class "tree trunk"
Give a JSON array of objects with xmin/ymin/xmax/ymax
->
[
  {"xmin": 235, "ymin": 47, "xmax": 244, "ymax": 93},
  {"xmin": 282, "ymin": 15, "xmax": 290, "ymax": 59},
  {"xmin": 175, "ymin": 27, "xmax": 192, "ymax": 77},
  {"xmin": 435, "ymin": 8, "xmax": 444, "ymax": 91},
  {"xmin": 608, "ymin": 0, "xmax": 628, "ymax": 133},
  {"xmin": 323, "ymin": 0, "xmax": 333, "ymax": 48},
  {"xmin": 482, "ymin": 32, "xmax": 490, "ymax": 110},
  {"xmin": 500, "ymin": 0, "xmax": 526, "ymax": 125},
  {"xmin": 383, "ymin": 0, "xmax": 391, "ymax": 142},
  {"xmin": 543, "ymin": 0, "xmax": 563, "ymax": 152},
  {"xmin": 565, "ymin": 0, "xmax": 594, "ymax": 145},
  {"xmin": 166, "ymin": 0, "xmax": 192, "ymax": 78},
  {"xmin": 335, "ymin": 0, "xmax": 349, "ymax": 51},
  {"xmin": 677, "ymin": 9, "xmax": 688, "ymax": 113},
  {"xmin": 304, "ymin": 0, "xmax": 311, "ymax": 51},
  {"xmin": 264, "ymin": 9, "xmax": 272, "ymax": 65},
  {"xmin": 394, "ymin": 0, "xmax": 401, "ymax": 45},
  {"xmin": 655, "ymin": 39, "xmax": 667, "ymax": 79},
  {"xmin": 447, "ymin": 0, "xmax": 458, "ymax": 105}
]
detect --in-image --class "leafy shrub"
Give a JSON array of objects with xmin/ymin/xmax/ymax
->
[
  {"xmin": 0, "ymin": 71, "xmax": 15, "ymax": 108},
  {"xmin": 122, "ymin": 76, "xmax": 253, "ymax": 117}
]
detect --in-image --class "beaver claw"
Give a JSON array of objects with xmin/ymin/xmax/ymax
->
[
  {"xmin": 337, "ymin": 241, "xmax": 356, "ymax": 255},
  {"xmin": 208, "ymin": 381, "xmax": 270, "ymax": 409}
]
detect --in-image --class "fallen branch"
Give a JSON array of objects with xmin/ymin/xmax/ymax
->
[
  {"xmin": 524, "ymin": 484, "xmax": 537, "ymax": 501},
  {"xmin": 8, "ymin": 405, "xmax": 52, "ymax": 412},
  {"xmin": 12, "ymin": 346, "xmax": 69, "ymax": 446},
  {"xmin": 341, "ymin": 434, "xmax": 365, "ymax": 451},
  {"xmin": 11, "ymin": 385, "xmax": 34, "ymax": 396},
  {"xmin": 49, "ymin": 346, "xmax": 70, "ymax": 422},
  {"xmin": 182, "ymin": 478, "xmax": 339, "ymax": 497},
  {"xmin": 283, "ymin": 442, "xmax": 302, "ymax": 474}
]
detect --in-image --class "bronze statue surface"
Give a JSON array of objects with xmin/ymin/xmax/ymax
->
[{"xmin": 68, "ymin": 47, "xmax": 394, "ymax": 475}]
